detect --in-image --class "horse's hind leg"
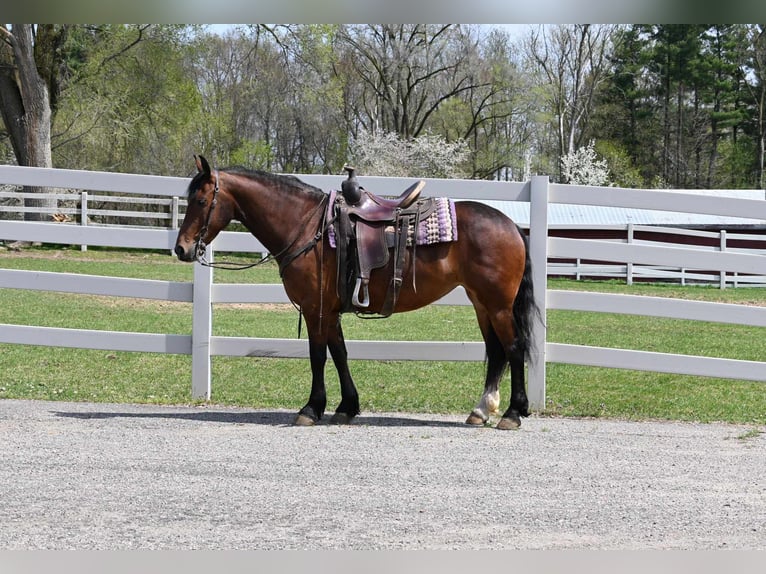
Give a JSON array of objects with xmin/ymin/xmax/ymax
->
[
  {"xmin": 496, "ymin": 344, "xmax": 529, "ymax": 430},
  {"xmin": 473, "ymin": 305, "xmax": 529, "ymax": 430},
  {"xmin": 466, "ymin": 307, "xmax": 504, "ymax": 426}
]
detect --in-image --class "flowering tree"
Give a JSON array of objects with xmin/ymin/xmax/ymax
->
[
  {"xmin": 350, "ymin": 129, "xmax": 470, "ymax": 178},
  {"xmin": 560, "ymin": 140, "xmax": 611, "ymax": 185}
]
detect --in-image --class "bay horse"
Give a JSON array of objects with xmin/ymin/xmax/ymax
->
[{"xmin": 174, "ymin": 155, "xmax": 538, "ymax": 430}]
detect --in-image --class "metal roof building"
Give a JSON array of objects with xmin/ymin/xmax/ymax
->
[{"xmin": 476, "ymin": 189, "xmax": 766, "ymax": 229}]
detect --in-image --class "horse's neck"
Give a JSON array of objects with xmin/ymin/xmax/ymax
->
[{"xmin": 229, "ymin": 174, "xmax": 319, "ymax": 255}]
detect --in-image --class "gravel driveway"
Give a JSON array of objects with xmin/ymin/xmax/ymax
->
[{"xmin": 0, "ymin": 399, "xmax": 764, "ymax": 549}]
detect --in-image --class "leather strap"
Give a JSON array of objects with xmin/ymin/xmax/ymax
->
[{"xmin": 379, "ymin": 212, "xmax": 412, "ymax": 317}]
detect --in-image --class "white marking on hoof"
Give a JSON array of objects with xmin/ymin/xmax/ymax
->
[{"xmin": 468, "ymin": 389, "xmax": 501, "ymax": 424}]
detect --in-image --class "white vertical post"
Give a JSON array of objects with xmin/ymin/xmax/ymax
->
[
  {"xmin": 80, "ymin": 191, "xmax": 88, "ymax": 252},
  {"xmin": 170, "ymin": 197, "xmax": 180, "ymax": 256},
  {"xmin": 171, "ymin": 196, "xmax": 180, "ymax": 230},
  {"xmin": 192, "ymin": 246, "xmax": 213, "ymax": 400},
  {"xmin": 527, "ymin": 175, "xmax": 549, "ymax": 412},
  {"xmin": 626, "ymin": 223, "xmax": 634, "ymax": 285},
  {"xmin": 719, "ymin": 230, "xmax": 727, "ymax": 290}
]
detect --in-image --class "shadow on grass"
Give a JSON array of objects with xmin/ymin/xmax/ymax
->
[{"xmin": 52, "ymin": 408, "xmax": 469, "ymax": 428}]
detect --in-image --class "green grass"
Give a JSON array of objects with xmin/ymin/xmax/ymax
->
[{"xmin": 1, "ymin": 246, "xmax": 765, "ymax": 424}]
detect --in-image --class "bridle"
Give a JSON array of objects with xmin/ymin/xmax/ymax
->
[{"xmin": 193, "ymin": 169, "xmax": 220, "ymax": 261}]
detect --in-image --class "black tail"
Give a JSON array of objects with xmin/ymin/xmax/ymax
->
[{"xmin": 512, "ymin": 224, "xmax": 541, "ymax": 363}]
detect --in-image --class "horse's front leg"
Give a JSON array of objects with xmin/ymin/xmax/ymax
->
[
  {"xmin": 294, "ymin": 336, "xmax": 328, "ymax": 426},
  {"xmin": 327, "ymin": 317, "xmax": 360, "ymax": 425}
]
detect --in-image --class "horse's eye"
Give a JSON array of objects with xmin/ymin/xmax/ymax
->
[{"xmin": 197, "ymin": 198, "xmax": 206, "ymax": 206}]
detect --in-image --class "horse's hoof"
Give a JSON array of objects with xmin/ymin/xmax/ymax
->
[
  {"xmin": 329, "ymin": 412, "xmax": 352, "ymax": 425},
  {"xmin": 496, "ymin": 416, "xmax": 521, "ymax": 430},
  {"xmin": 465, "ymin": 412, "xmax": 487, "ymax": 426},
  {"xmin": 294, "ymin": 413, "xmax": 317, "ymax": 426}
]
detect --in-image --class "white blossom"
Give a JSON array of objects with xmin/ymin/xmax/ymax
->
[
  {"xmin": 350, "ymin": 129, "xmax": 469, "ymax": 178},
  {"xmin": 560, "ymin": 140, "xmax": 611, "ymax": 186}
]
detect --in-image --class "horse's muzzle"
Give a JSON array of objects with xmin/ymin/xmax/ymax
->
[{"xmin": 174, "ymin": 243, "xmax": 195, "ymax": 262}]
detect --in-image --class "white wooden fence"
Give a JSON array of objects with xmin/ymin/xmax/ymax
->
[
  {"xmin": 0, "ymin": 189, "xmax": 182, "ymax": 228},
  {"xmin": 4, "ymin": 180, "xmax": 765, "ymax": 287},
  {"xmin": 1, "ymin": 165, "xmax": 765, "ymax": 410},
  {"xmin": 549, "ymin": 224, "xmax": 766, "ymax": 287}
]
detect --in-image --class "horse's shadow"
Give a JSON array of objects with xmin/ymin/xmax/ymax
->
[{"xmin": 52, "ymin": 409, "xmax": 469, "ymax": 428}]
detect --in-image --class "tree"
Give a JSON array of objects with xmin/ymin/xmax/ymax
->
[
  {"xmin": 640, "ymin": 24, "xmax": 713, "ymax": 188},
  {"xmin": 269, "ymin": 24, "xmax": 346, "ymax": 172},
  {"xmin": 183, "ymin": 25, "xmax": 347, "ymax": 174},
  {"xmin": 590, "ymin": 26, "xmax": 659, "ymax": 187},
  {"xmin": 5, "ymin": 22, "xmax": 763, "ymax": 194},
  {"xmin": 560, "ymin": 140, "xmax": 610, "ymax": 186},
  {"xmin": 524, "ymin": 24, "xmax": 614, "ymax": 178},
  {"xmin": 741, "ymin": 24, "xmax": 766, "ymax": 189},
  {"xmin": 593, "ymin": 25, "xmax": 761, "ymax": 189},
  {"xmin": 350, "ymin": 128, "xmax": 469, "ymax": 178},
  {"xmin": 337, "ymin": 25, "xmax": 485, "ymax": 140},
  {"xmin": 0, "ymin": 24, "xmax": 65, "ymax": 220},
  {"xmin": 449, "ymin": 27, "xmax": 537, "ymax": 180},
  {"xmin": 54, "ymin": 25, "xmax": 203, "ymax": 176},
  {"xmin": 697, "ymin": 25, "xmax": 746, "ymax": 188}
]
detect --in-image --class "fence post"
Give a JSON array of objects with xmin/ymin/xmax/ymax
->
[
  {"xmin": 171, "ymin": 196, "xmax": 179, "ymax": 230},
  {"xmin": 626, "ymin": 223, "xmax": 634, "ymax": 285},
  {"xmin": 720, "ymin": 230, "xmax": 727, "ymax": 289},
  {"xmin": 80, "ymin": 191, "xmax": 88, "ymax": 252},
  {"xmin": 170, "ymin": 196, "xmax": 179, "ymax": 256},
  {"xmin": 192, "ymin": 246, "xmax": 213, "ymax": 400},
  {"xmin": 527, "ymin": 175, "xmax": 549, "ymax": 411}
]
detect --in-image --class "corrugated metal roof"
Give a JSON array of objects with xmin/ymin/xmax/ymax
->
[{"xmin": 471, "ymin": 189, "xmax": 766, "ymax": 228}]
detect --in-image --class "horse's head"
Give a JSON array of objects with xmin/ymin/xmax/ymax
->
[{"xmin": 174, "ymin": 155, "xmax": 233, "ymax": 262}]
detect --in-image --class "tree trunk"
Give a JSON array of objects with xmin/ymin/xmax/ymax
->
[{"xmin": 0, "ymin": 24, "xmax": 55, "ymax": 222}]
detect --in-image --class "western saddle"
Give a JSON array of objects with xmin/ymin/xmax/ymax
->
[{"xmin": 333, "ymin": 166, "xmax": 434, "ymax": 317}]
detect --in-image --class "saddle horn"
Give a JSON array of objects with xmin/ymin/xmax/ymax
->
[{"xmin": 341, "ymin": 165, "xmax": 363, "ymax": 205}]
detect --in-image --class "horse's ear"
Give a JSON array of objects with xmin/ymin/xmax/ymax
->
[{"xmin": 195, "ymin": 155, "xmax": 211, "ymax": 175}]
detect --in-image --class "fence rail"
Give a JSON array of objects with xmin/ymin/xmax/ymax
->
[
  {"xmin": 549, "ymin": 223, "xmax": 766, "ymax": 286},
  {"xmin": 4, "ymin": 182, "xmax": 765, "ymax": 286},
  {"xmin": 0, "ymin": 190, "xmax": 184, "ymax": 238},
  {"xmin": 1, "ymin": 164, "xmax": 765, "ymax": 410}
]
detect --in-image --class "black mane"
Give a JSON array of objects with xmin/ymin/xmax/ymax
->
[{"xmin": 186, "ymin": 166, "xmax": 325, "ymax": 200}]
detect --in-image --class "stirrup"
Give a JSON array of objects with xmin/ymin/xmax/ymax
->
[{"xmin": 351, "ymin": 277, "xmax": 370, "ymax": 308}]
